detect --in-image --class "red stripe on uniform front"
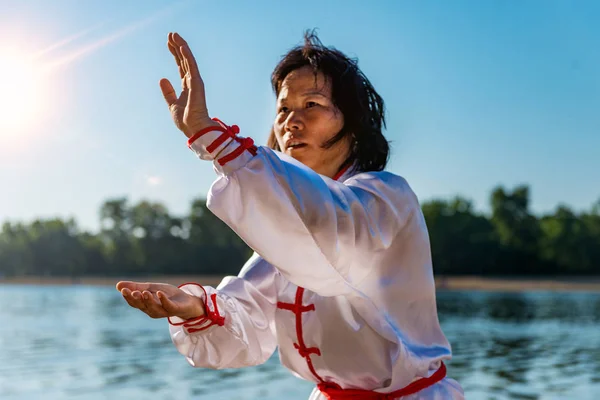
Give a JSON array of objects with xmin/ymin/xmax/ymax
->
[{"xmin": 277, "ymin": 287, "xmax": 325, "ymax": 383}]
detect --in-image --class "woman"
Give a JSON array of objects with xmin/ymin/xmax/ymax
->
[{"xmin": 117, "ymin": 31, "xmax": 464, "ymax": 399}]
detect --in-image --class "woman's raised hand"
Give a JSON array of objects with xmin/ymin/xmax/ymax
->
[
  {"xmin": 116, "ymin": 280, "xmax": 205, "ymax": 320},
  {"xmin": 159, "ymin": 32, "xmax": 220, "ymax": 138}
]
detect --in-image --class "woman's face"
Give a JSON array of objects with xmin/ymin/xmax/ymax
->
[{"xmin": 273, "ymin": 66, "xmax": 351, "ymax": 178}]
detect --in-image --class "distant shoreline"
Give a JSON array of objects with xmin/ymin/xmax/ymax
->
[{"xmin": 2, "ymin": 275, "xmax": 600, "ymax": 292}]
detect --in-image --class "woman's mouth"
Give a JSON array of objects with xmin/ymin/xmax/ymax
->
[{"xmin": 286, "ymin": 141, "xmax": 307, "ymax": 150}]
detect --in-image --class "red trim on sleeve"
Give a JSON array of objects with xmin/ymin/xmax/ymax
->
[
  {"xmin": 188, "ymin": 118, "xmax": 257, "ymax": 164},
  {"xmin": 167, "ymin": 314, "xmax": 205, "ymax": 327},
  {"xmin": 206, "ymin": 132, "xmax": 232, "ymax": 153},
  {"xmin": 217, "ymin": 136, "xmax": 256, "ymax": 166},
  {"xmin": 187, "ymin": 125, "xmax": 227, "ymax": 148},
  {"xmin": 166, "ymin": 283, "xmax": 225, "ymax": 331},
  {"xmin": 185, "ymin": 293, "xmax": 225, "ymax": 332}
]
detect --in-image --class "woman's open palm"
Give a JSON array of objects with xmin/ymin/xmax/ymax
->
[{"xmin": 116, "ymin": 281, "xmax": 205, "ymax": 320}]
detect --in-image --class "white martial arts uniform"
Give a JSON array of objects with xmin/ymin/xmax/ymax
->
[{"xmin": 167, "ymin": 121, "xmax": 464, "ymax": 399}]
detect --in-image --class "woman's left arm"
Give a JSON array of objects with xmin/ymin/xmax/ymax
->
[{"xmin": 192, "ymin": 131, "xmax": 417, "ymax": 297}]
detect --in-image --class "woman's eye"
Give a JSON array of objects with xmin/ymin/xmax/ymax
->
[
  {"xmin": 306, "ymin": 101, "xmax": 318, "ymax": 108},
  {"xmin": 279, "ymin": 106, "xmax": 289, "ymax": 113}
]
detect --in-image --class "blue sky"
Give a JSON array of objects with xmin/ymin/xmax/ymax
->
[{"xmin": 0, "ymin": 0, "xmax": 598, "ymax": 232}]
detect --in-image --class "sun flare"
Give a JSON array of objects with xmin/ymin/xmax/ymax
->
[{"xmin": 0, "ymin": 49, "xmax": 44, "ymax": 136}]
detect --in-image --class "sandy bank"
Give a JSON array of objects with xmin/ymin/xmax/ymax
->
[{"xmin": 2, "ymin": 275, "xmax": 600, "ymax": 292}]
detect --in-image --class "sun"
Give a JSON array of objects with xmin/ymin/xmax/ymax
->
[{"xmin": 0, "ymin": 49, "xmax": 44, "ymax": 136}]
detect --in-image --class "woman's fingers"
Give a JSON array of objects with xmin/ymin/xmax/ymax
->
[
  {"xmin": 159, "ymin": 78, "xmax": 177, "ymax": 107},
  {"xmin": 179, "ymin": 45, "xmax": 206, "ymax": 111},
  {"xmin": 167, "ymin": 40, "xmax": 181, "ymax": 62},
  {"xmin": 171, "ymin": 32, "xmax": 188, "ymax": 50},
  {"xmin": 121, "ymin": 288, "xmax": 146, "ymax": 311},
  {"xmin": 157, "ymin": 290, "xmax": 180, "ymax": 314},
  {"xmin": 180, "ymin": 44, "xmax": 201, "ymax": 79},
  {"xmin": 171, "ymin": 33, "xmax": 201, "ymax": 79},
  {"xmin": 168, "ymin": 35, "xmax": 188, "ymax": 90},
  {"xmin": 142, "ymin": 291, "xmax": 167, "ymax": 318},
  {"xmin": 120, "ymin": 288, "xmax": 138, "ymax": 309},
  {"xmin": 120, "ymin": 288, "xmax": 171, "ymax": 318},
  {"xmin": 116, "ymin": 281, "xmax": 172, "ymax": 293},
  {"xmin": 180, "ymin": 46, "xmax": 190, "ymax": 77},
  {"xmin": 168, "ymin": 33, "xmax": 183, "ymax": 63},
  {"xmin": 117, "ymin": 281, "xmax": 151, "ymax": 292},
  {"xmin": 167, "ymin": 41, "xmax": 185, "ymax": 79},
  {"xmin": 168, "ymin": 34, "xmax": 186, "ymax": 74}
]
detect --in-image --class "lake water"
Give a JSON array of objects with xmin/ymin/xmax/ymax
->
[{"xmin": 1, "ymin": 285, "xmax": 599, "ymax": 399}]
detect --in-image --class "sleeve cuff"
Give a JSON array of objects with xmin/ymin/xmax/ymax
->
[
  {"xmin": 167, "ymin": 283, "xmax": 226, "ymax": 334},
  {"xmin": 213, "ymin": 137, "xmax": 257, "ymax": 175},
  {"xmin": 187, "ymin": 119, "xmax": 257, "ymax": 173}
]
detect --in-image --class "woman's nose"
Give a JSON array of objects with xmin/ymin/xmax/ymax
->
[{"xmin": 284, "ymin": 110, "xmax": 304, "ymax": 131}]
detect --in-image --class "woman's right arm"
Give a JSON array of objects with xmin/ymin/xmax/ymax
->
[{"xmin": 168, "ymin": 254, "xmax": 280, "ymax": 369}]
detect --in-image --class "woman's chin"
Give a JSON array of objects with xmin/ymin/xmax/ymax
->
[
  {"xmin": 284, "ymin": 151, "xmax": 313, "ymax": 168},
  {"xmin": 286, "ymin": 148, "xmax": 308, "ymax": 160}
]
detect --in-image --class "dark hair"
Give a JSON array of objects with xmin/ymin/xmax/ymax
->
[{"xmin": 267, "ymin": 30, "xmax": 390, "ymax": 173}]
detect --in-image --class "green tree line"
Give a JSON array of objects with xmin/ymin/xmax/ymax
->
[{"xmin": 1, "ymin": 185, "xmax": 599, "ymax": 277}]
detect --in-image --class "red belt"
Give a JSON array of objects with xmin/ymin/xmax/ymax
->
[{"xmin": 317, "ymin": 362, "xmax": 446, "ymax": 400}]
